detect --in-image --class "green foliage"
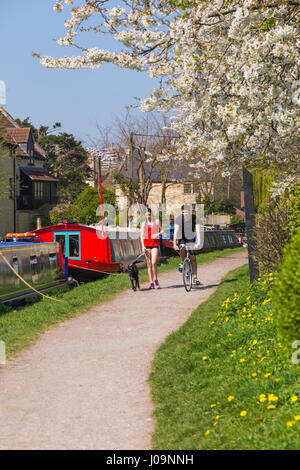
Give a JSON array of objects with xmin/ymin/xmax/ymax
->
[
  {"xmin": 212, "ymin": 199, "xmax": 235, "ymax": 215},
  {"xmin": 196, "ymin": 195, "xmax": 235, "ymax": 215},
  {"xmin": 273, "ymin": 226, "xmax": 300, "ymax": 346},
  {"xmin": 38, "ymin": 133, "xmax": 91, "ymax": 203},
  {"xmin": 287, "ymin": 184, "xmax": 300, "ymax": 236},
  {"xmin": 254, "ymin": 183, "xmax": 300, "ymax": 273},
  {"xmin": 74, "ymin": 186, "xmax": 116, "ymax": 225},
  {"xmin": 49, "ymin": 186, "xmax": 116, "ymax": 226},
  {"xmin": 196, "ymin": 193, "xmax": 211, "ymax": 215},
  {"xmin": 253, "ymin": 170, "xmax": 275, "ymax": 210},
  {"xmin": 230, "ymin": 214, "xmax": 244, "ymax": 225}
]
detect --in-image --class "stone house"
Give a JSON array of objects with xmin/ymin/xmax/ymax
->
[
  {"xmin": 115, "ymin": 149, "xmax": 243, "ymax": 223},
  {"xmin": 0, "ymin": 107, "xmax": 58, "ymax": 237}
]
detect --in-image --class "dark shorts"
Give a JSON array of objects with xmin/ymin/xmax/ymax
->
[
  {"xmin": 177, "ymin": 240, "xmax": 197, "ymax": 256},
  {"xmin": 144, "ymin": 246, "xmax": 159, "ymax": 250}
]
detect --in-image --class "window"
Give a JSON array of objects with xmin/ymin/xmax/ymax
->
[
  {"xmin": 184, "ymin": 183, "xmax": 192, "ymax": 194},
  {"xmin": 34, "ymin": 182, "xmax": 44, "ymax": 200},
  {"xmin": 55, "ymin": 234, "xmax": 66, "ymax": 257},
  {"xmin": 69, "ymin": 234, "xmax": 80, "ymax": 258},
  {"xmin": 30, "ymin": 256, "xmax": 38, "ymax": 275},
  {"xmin": 49, "ymin": 253, "xmax": 57, "ymax": 267},
  {"xmin": 193, "ymin": 183, "xmax": 200, "ymax": 194},
  {"xmin": 12, "ymin": 257, "xmax": 19, "ymax": 273}
]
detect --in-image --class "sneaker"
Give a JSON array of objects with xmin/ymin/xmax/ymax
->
[
  {"xmin": 178, "ymin": 263, "xmax": 183, "ymax": 273},
  {"xmin": 193, "ymin": 277, "xmax": 202, "ymax": 286},
  {"xmin": 154, "ymin": 280, "xmax": 160, "ymax": 289},
  {"xmin": 150, "ymin": 283, "xmax": 155, "ymax": 289}
]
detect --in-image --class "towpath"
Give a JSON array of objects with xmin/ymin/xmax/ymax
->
[{"xmin": 0, "ymin": 251, "xmax": 247, "ymax": 450}]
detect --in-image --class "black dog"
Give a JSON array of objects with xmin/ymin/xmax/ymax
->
[{"xmin": 128, "ymin": 261, "xmax": 140, "ymax": 291}]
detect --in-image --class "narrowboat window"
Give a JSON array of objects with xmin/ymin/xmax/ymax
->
[
  {"xmin": 122, "ymin": 239, "xmax": 129, "ymax": 256},
  {"xmin": 49, "ymin": 253, "xmax": 57, "ymax": 263},
  {"xmin": 55, "ymin": 234, "xmax": 66, "ymax": 256},
  {"xmin": 30, "ymin": 255, "xmax": 38, "ymax": 275},
  {"xmin": 12, "ymin": 257, "xmax": 19, "ymax": 273},
  {"xmin": 129, "ymin": 240, "xmax": 135, "ymax": 256},
  {"xmin": 69, "ymin": 235, "xmax": 80, "ymax": 258},
  {"xmin": 117, "ymin": 239, "xmax": 124, "ymax": 258}
]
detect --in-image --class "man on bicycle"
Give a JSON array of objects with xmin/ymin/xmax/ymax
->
[{"xmin": 173, "ymin": 204, "xmax": 202, "ymax": 285}]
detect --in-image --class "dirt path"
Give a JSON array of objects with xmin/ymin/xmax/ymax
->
[{"xmin": 0, "ymin": 251, "xmax": 247, "ymax": 450}]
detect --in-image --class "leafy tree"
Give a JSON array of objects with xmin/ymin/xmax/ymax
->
[
  {"xmin": 74, "ymin": 186, "xmax": 116, "ymax": 225},
  {"xmin": 49, "ymin": 186, "xmax": 116, "ymax": 226},
  {"xmin": 38, "ymin": 133, "xmax": 92, "ymax": 203}
]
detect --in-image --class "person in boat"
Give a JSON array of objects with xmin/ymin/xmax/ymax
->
[
  {"xmin": 173, "ymin": 204, "xmax": 202, "ymax": 286},
  {"xmin": 141, "ymin": 207, "xmax": 163, "ymax": 290}
]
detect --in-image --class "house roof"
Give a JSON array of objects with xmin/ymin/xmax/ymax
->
[
  {"xmin": 5, "ymin": 127, "xmax": 31, "ymax": 143},
  {"xmin": 0, "ymin": 107, "xmax": 45, "ymax": 160},
  {"xmin": 21, "ymin": 167, "xmax": 58, "ymax": 182}
]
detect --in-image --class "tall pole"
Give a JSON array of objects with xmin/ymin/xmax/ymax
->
[
  {"xmin": 129, "ymin": 132, "xmax": 134, "ymax": 181},
  {"xmin": 98, "ymin": 155, "xmax": 104, "ymax": 233},
  {"xmin": 12, "ymin": 148, "xmax": 16, "ymax": 232},
  {"xmin": 243, "ymin": 166, "xmax": 259, "ymax": 283}
]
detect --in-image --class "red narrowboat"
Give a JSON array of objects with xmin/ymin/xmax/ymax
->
[{"xmin": 34, "ymin": 223, "xmax": 145, "ymax": 281}]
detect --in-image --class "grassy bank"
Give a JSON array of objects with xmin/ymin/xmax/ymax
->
[
  {"xmin": 150, "ymin": 265, "xmax": 300, "ymax": 450},
  {"xmin": 0, "ymin": 247, "xmax": 245, "ymax": 360}
]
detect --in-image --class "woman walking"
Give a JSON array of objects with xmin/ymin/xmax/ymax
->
[{"xmin": 141, "ymin": 207, "xmax": 163, "ymax": 289}]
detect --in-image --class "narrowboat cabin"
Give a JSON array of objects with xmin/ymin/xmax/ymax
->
[{"xmin": 0, "ymin": 233, "xmax": 66, "ymax": 303}]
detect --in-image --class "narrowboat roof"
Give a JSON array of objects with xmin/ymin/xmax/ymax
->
[{"xmin": 35, "ymin": 223, "xmax": 96, "ymax": 234}]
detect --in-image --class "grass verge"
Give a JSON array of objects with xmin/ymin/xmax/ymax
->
[
  {"xmin": 150, "ymin": 264, "xmax": 300, "ymax": 450},
  {"xmin": 0, "ymin": 247, "xmax": 245, "ymax": 360}
]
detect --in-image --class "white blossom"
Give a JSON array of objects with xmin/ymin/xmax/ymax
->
[{"xmin": 43, "ymin": 0, "xmax": 300, "ymax": 178}]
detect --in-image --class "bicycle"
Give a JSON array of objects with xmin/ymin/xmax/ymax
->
[{"xmin": 179, "ymin": 243, "xmax": 194, "ymax": 292}]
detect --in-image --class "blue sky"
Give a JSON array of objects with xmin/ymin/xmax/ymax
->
[{"xmin": 0, "ymin": 0, "xmax": 157, "ymax": 144}]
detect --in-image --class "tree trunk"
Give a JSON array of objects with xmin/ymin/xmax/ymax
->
[{"xmin": 243, "ymin": 166, "xmax": 259, "ymax": 283}]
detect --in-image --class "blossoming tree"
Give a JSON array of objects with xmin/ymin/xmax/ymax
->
[{"xmin": 39, "ymin": 0, "xmax": 300, "ymax": 179}]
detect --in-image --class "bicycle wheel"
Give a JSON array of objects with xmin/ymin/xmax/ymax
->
[{"xmin": 183, "ymin": 258, "xmax": 193, "ymax": 292}]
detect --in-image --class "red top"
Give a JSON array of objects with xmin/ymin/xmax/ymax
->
[{"xmin": 143, "ymin": 220, "xmax": 160, "ymax": 247}]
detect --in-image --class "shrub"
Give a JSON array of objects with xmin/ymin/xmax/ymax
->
[
  {"xmin": 253, "ymin": 183, "xmax": 300, "ymax": 273},
  {"xmin": 272, "ymin": 226, "xmax": 300, "ymax": 345},
  {"xmin": 253, "ymin": 196, "xmax": 291, "ymax": 273}
]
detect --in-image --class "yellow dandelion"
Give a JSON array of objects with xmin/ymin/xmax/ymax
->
[
  {"xmin": 259, "ymin": 394, "xmax": 267, "ymax": 403},
  {"xmin": 228, "ymin": 333, "xmax": 232, "ymax": 337},
  {"xmin": 213, "ymin": 421, "xmax": 218, "ymax": 426},
  {"xmin": 291, "ymin": 396, "xmax": 298, "ymax": 403},
  {"xmin": 268, "ymin": 394, "xmax": 278, "ymax": 402},
  {"xmin": 240, "ymin": 410, "xmax": 247, "ymax": 417},
  {"xmin": 202, "ymin": 356, "xmax": 207, "ymax": 361},
  {"xmin": 275, "ymin": 378, "xmax": 280, "ymax": 382},
  {"xmin": 252, "ymin": 373, "xmax": 257, "ymax": 377},
  {"xmin": 252, "ymin": 339, "xmax": 258, "ymax": 345},
  {"xmin": 228, "ymin": 396, "xmax": 235, "ymax": 402},
  {"xmin": 205, "ymin": 430, "xmax": 210, "ymax": 436},
  {"xmin": 210, "ymin": 404, "xmax": 216, "ymax": 408},
  {"xmin": 286, "ymin": 421, "xmax": 295, "ymax": 427},
  {"xmin": 240, "ymin": 358, "xmax": 246, "ymax": 363},
  {"xmin": 267, "ymin": 405, "xmax": 276, "ymax": 410},
  {"xmin": 264, "ymin": 373, "xmax": 271, "ymax": 378},
  {"xmin": 215, "ymin": 415, "xmax": 220, "ymax": 420}
]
